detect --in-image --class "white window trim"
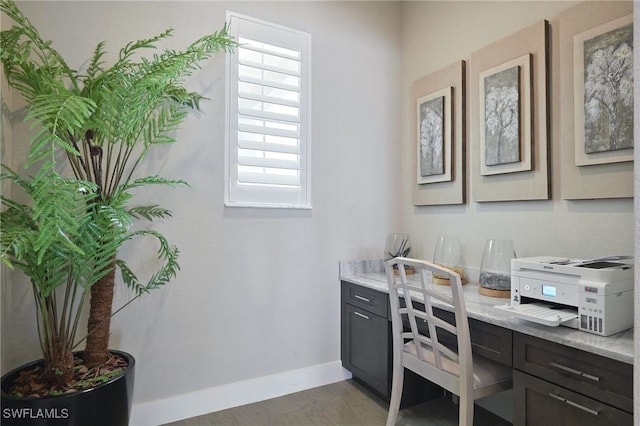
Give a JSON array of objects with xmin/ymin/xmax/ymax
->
[{"xmin": 224, "ymin": 11, "xmax": 312, "ymax": 209}]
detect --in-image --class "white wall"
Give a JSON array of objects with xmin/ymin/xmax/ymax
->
[
  {"xmin": 399, "ymin": 1, "xmax": 634, "ymax": 273},
  {"xmin": 1, "ymin": 0, "xmax": 402, "ymax": 414}
]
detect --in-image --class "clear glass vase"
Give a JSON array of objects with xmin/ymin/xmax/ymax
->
[
  {"xmin": 384, "ymin": 233, "xmax": 412, "ymax": 261},
  {"xmin": 432, "ymin": 235, "xmax": 464, "ymax": 285},
  {"xmin": 479, "ymin": 239, "xmax": 516, "ymax": 297}
]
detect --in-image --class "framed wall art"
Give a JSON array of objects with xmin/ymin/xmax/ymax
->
[
  {"xmin": 470, "ymin": 20, "xmax": 549, "ymax": 202},
  {"xmin": 479, "ymin": 54, "xmax": 532, "ymax": 176},
  {"xmin": 416, "ymin": 86, "xmax": 452, "ymax": 184},
  {"xmin": 559, "ymin": 2, "xmax": 633, "ymax": 199},
  {"xmin": 412, "ymin": 60, "xmax": 465, "ymax": 206},
  {"xmin": 573, "ymin": 13, "xmax": 633, "ymax": 166}
]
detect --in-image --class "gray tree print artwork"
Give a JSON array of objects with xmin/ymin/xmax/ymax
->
[
  {"xmin": 484, "ymin": 66, "xmax": 520, "ymax": 166},
  {"xmin": 583, "ymin": 24, "xmax": 633, "ymax": 153},
  {"xmin": 419, "ymin": 96, "xmax": 444, "ymax": 176}
]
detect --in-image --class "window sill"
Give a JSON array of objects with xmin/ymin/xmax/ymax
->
[{"xmin": 224, "ymin": 201, "xmax": 312, "ymax": 210}]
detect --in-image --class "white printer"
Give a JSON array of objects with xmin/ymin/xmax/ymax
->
[{"xmin": 495, "ymin": 256, "xmax": 633, "ymax": 336}]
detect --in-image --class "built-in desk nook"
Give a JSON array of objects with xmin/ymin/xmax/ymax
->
[{"xmin": 339, "ymin": 259, "xmax": 633, "ymax": 425}]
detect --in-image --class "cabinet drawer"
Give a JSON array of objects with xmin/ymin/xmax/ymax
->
[
  {"xmin": 469, "ymin": 317, "xmax": 512, "ymax": 367},
  {"xmin": 514, "ymin": 333, "xmax": 632, "ymax": 413},
  {"xmin": 514, "ymin": 370, "xmax": 632, "ymax": 426},
  {"xmin": 342, "ymin": 281, "xmax": 388, "ymax": 318}
]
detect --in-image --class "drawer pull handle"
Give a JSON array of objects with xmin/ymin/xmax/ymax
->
[
  {"xmin": 354, "ymin": 294, "xmax": 371, "ymax": 303},
  {"xmin": 353, "ymin": 311, "xmax": 370, "ymax": 320},
  {"xmin": 548, "ymin": 393, "xmax": 600, "ymax": 416},
  {"xmin": 471, "ymin": 342, "xmax": 501, "ymax": 355},
  {"xmin": 549, "ymin": 362, "xmax": 600, "ymax": 382}
]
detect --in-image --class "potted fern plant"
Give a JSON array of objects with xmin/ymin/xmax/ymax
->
[{"xmin": 0, "ymin": 0, "xmax": 236, "ymax": 424}]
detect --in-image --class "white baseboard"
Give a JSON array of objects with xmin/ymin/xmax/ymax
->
[{"xmin": 130, "ymin": 361, "xmax": 352, "ymax": 426}]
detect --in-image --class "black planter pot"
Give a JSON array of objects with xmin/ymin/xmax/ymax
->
[{"xmin": 1, "ymin": 350, "xmax": 135, "ymax": 426}]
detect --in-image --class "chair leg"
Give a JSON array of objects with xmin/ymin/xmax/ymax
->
[
  {"xmin": 386, "ymin": 366, "xmax": 404, "ymax": 426},
  {"xmin": 458, "ymin": 394, "xmax": 473, "ymax": 426}
]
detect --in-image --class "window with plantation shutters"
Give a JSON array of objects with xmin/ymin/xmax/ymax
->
[{"xmin": 225, "ymin": 13, "xmax": 311, "ymax": 208}]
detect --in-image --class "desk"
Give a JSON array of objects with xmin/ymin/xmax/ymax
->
[{"xmin": 340, "ymin": 259, "xmax": 633, "ymax": 425}]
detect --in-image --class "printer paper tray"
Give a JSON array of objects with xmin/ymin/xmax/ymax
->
[{"xmin": 495, "ymin": 302, "xmax": 578, "ymax": 326}]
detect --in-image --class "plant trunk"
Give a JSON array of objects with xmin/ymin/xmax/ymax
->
[
  {"xmin": 46, "ymin": 343, "xmax": 74, "ymax": 387},
  {"xmin": 84, "ymin": 262, "xmax": 116, "ymax": 367}
]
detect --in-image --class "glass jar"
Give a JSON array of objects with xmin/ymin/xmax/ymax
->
[
  {"xmin": 479, "ymin": 239, "xmax": 516, "ymax": 297},
  {"xmin": 432, "ymin": 235, "xmax": 464, "ymax": 285},
  {"xmin": 385, "ymin": 233, "xmax": 413, "ymax": 275},
  {"xmin": 384, "ymin": 233, "xmax": 411, "ymax": 260}
]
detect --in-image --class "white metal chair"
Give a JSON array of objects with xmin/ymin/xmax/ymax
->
[{"xmin": 385, "ymin": 257, "xmax": 512, "ymax": 426}]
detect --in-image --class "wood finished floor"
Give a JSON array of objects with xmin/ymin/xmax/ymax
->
[{"xmin": 163, "ymin": 379, "xmax": 511, "ymax": 426}]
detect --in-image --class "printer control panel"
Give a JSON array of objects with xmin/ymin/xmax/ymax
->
[{"xmin": 512, "ymin": 277, "xmax": 578, "ymax": 306}]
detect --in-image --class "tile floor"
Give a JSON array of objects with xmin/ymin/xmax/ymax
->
[{"xmin": 163, "ymin": 379, "xmax": 511, "ymax": 426}]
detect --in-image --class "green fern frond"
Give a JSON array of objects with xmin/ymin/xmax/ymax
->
[
  {"xmin": 119, "ymin": 229, "xmax": 180, "ymax": 295},
  {"xmin": 0, "ymin": 0, "xmax": 77, "ymax": 89},
  {"xmin": 128, "ymin": 205, "xmax": 173, "ymax": 221},
  {"xmin": 122, "ymin": 176, "xmax": 189, "ymax": 191},
  {"xmin": 98, "ymin": 202, "xmax": 135, "ymax": 230},
  {"xmin": 86, "ymin": 41, "xmax": 107, "ymax": 79},
  {"xmin": 25, "ymin": 93, "xmax": 96, "ymax": 165},
  {"xmin": 115, "ymin": 259, "xmax": 144, "ymax": 295},
  {"xmin": 1, "ymin": 164, "xmax": 31, "ymax": 190},
  {"xmin": 30, "ymin": 178, "xmax": 97, "ymax": 262},
  {"xmin": 27, "ymin": 93, "xmax": 95, "ymax": 131},
  {"xmin": 117, "ymin": 28, "xmax": 174, "ymax": 65},
  {"xmin": 144, "ymin": 103, "xmax": 187, "ymax": 146}
]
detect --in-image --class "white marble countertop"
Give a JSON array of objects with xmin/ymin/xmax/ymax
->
[{"xmin": 339, "ymin": 259, "xmax": 633, "ymax": 364}]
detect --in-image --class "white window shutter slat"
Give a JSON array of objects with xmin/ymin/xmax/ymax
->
[{"xmin": 238, "ymin": 140, "xmax": 300, "ymax": 155}]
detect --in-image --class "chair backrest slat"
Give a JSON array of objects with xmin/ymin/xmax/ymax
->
[{"xmin": 385, "ymin": 257, "xmax": 472, "ymax": 383}]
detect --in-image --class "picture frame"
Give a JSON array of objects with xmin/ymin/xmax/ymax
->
[
  {"xmin": 416, "ymin": 86, "xmax": 452, "ymax": 184},
  {"xmin": 573, "ymin": 13, "xmax": 633, "ymax": 166},
  {"xmin": 412, "ymin": 60, "xmax": 466, "ymax": 206},
  {"xmin": 479, "ymin": 54, "xmax": 532, "ymax": 176},
  {"xmin": 558, "ymin": 2, "xmax": 633, "ymax": 200},
  {"xmin": 469, "ymin": 20, "xmax": 549, "ymax": 202}
]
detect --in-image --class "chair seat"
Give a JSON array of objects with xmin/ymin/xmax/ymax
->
[{"xmin": 404, "ymin": 341, "xmax": 512, "ymax": 389}]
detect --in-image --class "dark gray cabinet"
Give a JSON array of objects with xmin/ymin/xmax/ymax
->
[
  {"xmin": 342, "ymin": 300, "xmax": 390, "ymax": 396},
  {"xmin": 340, "ymin": 280, "xmax": 512, "ymax": 406},
  {"xmin": 341, "ymin": 279, "xmax": 633, "ymax": 424},
  {"xmin": 340, "ymin": 281, "xmax": 442, "ymax": 405},
  {"xmin": 513, "ymin": 333, "xmax": 633, "ymax": 425}
]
